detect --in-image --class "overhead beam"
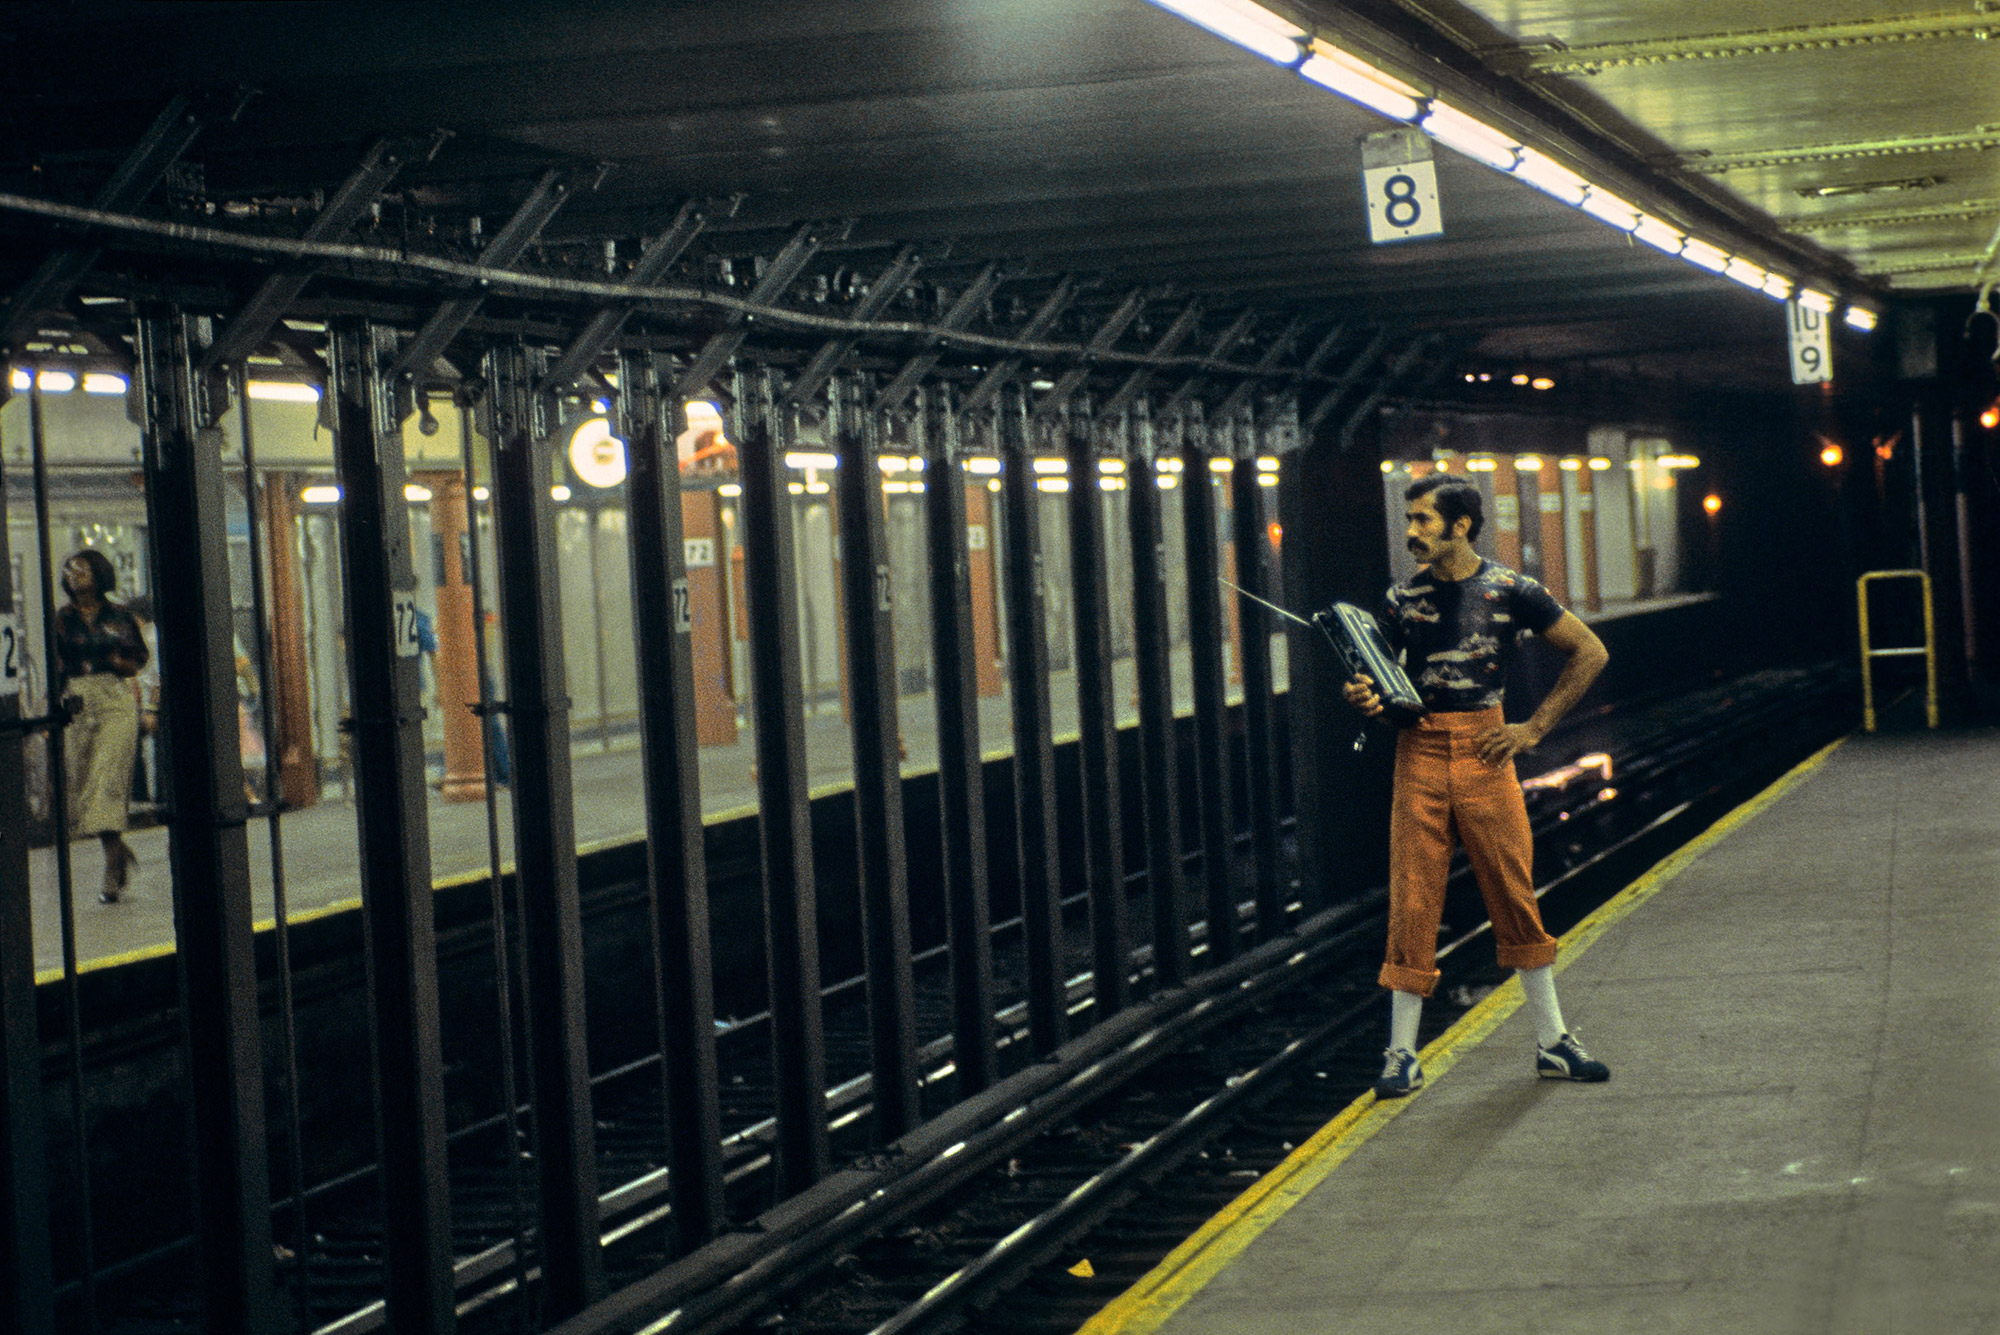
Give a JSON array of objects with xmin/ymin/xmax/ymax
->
[
  {"xmin": 782, "ymin": 246, "xmax": 924, "ymax": 406},
  {"xmin": 1156, "ymin": 309, "xmax": 1257, "ymax": 418},
  {"xmin": 197, "ymin": 135, "xmax": 440, "ymax": 382},
  {"xmin": 1030, "ymin": 287, "xmax": 1150, "ymax": 420},
  {"xmin": 1213, "ymin": 313, "xmax": 1307, "ymax": 421},
  {"xmin": 1338, "ymin": 334, "xmax": 1444, "ymax": 449},
  {"xmin": 538, "ymin": 200, "xmax": 709, "ymax": 395},
  {"xmin": 1096, "ymin": 301, "xmax": 1202, "ymax": 422},
  {"xmin": 959, "ymin": 275, "xmax": 1078, "ymax": 416},
  {"xmin": 1496, "ymin": 8, "xmax": 1997, "ymax": 75},
  {"xmin": 1681, "ymin": 128, "xmax": 2000, "ymax": 174},
  {"xmin": 388, "ymin": 168, "xmax": 576, "ymax": 393},
  {"xmin": 1, "ymin": 94, "xmax": 218, "ymax": 353},
  {"xmin": 677, "ymin": 221, "xmax": 837, "ymax": 397},
  {"xmin": 874, "ymin": 262, "xmax": 1001, "ymax": 414},
  {"xmin": 1304, "ymin": 329, "xmax": 1393, "ymax": 434}
]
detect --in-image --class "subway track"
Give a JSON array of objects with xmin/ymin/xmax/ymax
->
[{"xmin": 70, "ymin": 666, "xmax": 1852, "ymax": 1335}]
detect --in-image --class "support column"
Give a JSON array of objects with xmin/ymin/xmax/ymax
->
[
  {"xmin": 1533, "ymin": 458, "xmax": 1568, "ymax": 604},
  {"xmin": 923, "ymin": 385, "xmax": 997, "ymax": 1095},
  {"xmin": 615, "ymin": 351, "xmax": 725, "ymax": 1252},
  {"xmin": 1230, "ymin": 411, "xmax": 1285, "ymax": 941},
  {"xmin": 681, "ymin": 489, "xmax": 738, "ymax": 747},
  {"xmin": 728, "ymin": 369, "xmax": 830, "ymax": 1192},
  {"xmin": 1063, "ymin": 403, "xmax": 1129, "ymax": 1020},
  {"xmin": 1576, "ymin": 462, "xmax": 1603, "ymax": 612},
  {"xmin": 484, "ymin": 342, "xmax": 606, "ymax": 1316},
  {"xmin": 260, "ymin": 473, "xmax": 319, "ymax": 807},
  {"xmin": 834, "ymin": 375, "xmax": 921, "ymax": 1139},
  {"xmin": 1178, "ymin": 404, "xmax": 1239, "ymax": 965},
  {"xmin": 325, "ymin": 321, "xmax": 455, "ymax": 1335},
  {"xmin": 1492, "ymin": 463, "xmax": 1524, "ymax": 569},
  {"xmin": 1124, "ymin": 401, "xmax": 1189, "ymax": 989},
  {"xmin": 421, "ymin": 469, "xmax": 486, "ymax": 802},
  {"xmin": 964, "ymin": 480, "xmax": 1004, "ymax": 699},
  {"xmin": 136, "ymin": 312, "xmax": 278, "ymax": 1335},
  {"xmin": 995, "ymin": 389, "xmax": 1066, "ymax": 1055},
  {"xmin": 0, "ymin": 405, "xmax": 54, "ymax": 1335}
]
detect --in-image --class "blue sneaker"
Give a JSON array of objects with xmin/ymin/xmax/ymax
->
[
  {"xmin": 1537, "ymin": 1034, "xmax": 1610, "ymax": 1082},
  {"xmin": 1373, "ymin": 1047, "xmax": 1424, "ymax": 1099}
]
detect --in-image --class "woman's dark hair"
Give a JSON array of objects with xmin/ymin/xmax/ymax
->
[
  {"xmin": 1404, "ymin": 475, "xmax": 1483, "ymax": 542},
  {"xmin": 67, "ymin": 548, "xmax": 117, "ymax": 597}
]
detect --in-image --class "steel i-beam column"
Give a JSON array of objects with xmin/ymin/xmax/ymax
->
[
  {"xmin": 135, "ymin": 312, "xmax": 278, "ymax": 1334},
  {"xmin": 734, "ymin": 369, "xmax": 831, "ymax": 1192},
  {"xmin": 1063, "ymin": 403, "xmax": 1130, "ymax": 1018},
  {"xmin": 483, "ymin": 342, "xmax": 606, "ymax": 1315},
  {"xmin": 614, "ymin": 351, "xmax": 727, "ymax": 1250},
  {"xmin": 0, "ymin": 413, "xmax": 53, "ymax": 1335},
  {"xmin": 325, "ymin": 321, "xmax": 455, "ymax": 1334},
  {"xmin": 1230, "ymin": 409, "xmax": 1286, "ymax": 940},
  {"xmin": 994, "ymin": 388, "xmax": 1066, "ymax": 1055},
  {"xmin": 1123, "ymin": 401, "xmax": 1188, "ymax": 988},
  {"xmin": 1178, "ymin": 405, "xmax": 1238, "ymax": 965},
  {"xmin": 920, "ymin": 384, "xmax": 997, "ymax": 1095},
  {"xmin": 833, "ymin": 374, "xmax": 921, "ymax": 1139}
]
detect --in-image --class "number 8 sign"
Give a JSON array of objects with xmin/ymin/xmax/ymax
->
[{"xmin": 1363, "ymin": 159, "xmax": 1443, "ymax": 244}]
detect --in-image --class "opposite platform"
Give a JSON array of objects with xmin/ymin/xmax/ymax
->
[{"xmin": 1084, "ymin": 728, "xmax": 2000, "ymax": 1335}]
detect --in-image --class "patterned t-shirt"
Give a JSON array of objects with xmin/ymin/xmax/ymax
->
[{"xmin": 1380, "ymin": 561, "xmax": 1564, "ymax": 712}]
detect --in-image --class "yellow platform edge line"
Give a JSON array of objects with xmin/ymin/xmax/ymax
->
[{"xmin": 1074, "ymin": 732, "xmax": 1849, "ymax": 1335}]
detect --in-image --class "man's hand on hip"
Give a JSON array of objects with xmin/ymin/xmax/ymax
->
[{"xmin": 1475, "ymin": 721, "xmax": 1541, "ymax": 767}]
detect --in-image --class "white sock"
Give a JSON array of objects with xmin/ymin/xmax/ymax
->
[
  {"xmin": 1389, "ymin": 990, "xmax": 1422, "ymax": 1054},
  {"xmin": 1518, "ymin": 966, "xmax": 1566, "ymax": 1048}
]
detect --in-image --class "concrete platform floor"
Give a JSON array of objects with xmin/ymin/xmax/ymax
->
[{"xmin": 1093, "ymin": 728, "xmax": 2000, "ymax": 1335}]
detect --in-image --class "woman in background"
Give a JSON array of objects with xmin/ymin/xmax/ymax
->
[{"xmin": 55, "ymin": 548, "xmax": 147, "ymax": 903}]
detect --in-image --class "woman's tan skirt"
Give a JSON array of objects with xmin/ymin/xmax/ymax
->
[{"xmin": 64, "ymin": 672, "xmax": 139, "ymax": 837}]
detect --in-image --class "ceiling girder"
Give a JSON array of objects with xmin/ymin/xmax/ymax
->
[
  {"xmin": 781, "ymin": 245, "xmax": 924, "ymax": 408},
  {"xmin": 540, "ymin": 200, "xmax": 709, "ymax": 396},
  {"xmin": 1213, "ymin": 314, "xmax": 1307, "ymax": 423},
  {"xmin": 959, "ymin": 276, "xmax": 1079, "ymax": 417},
  {"xmin": 1155, "ymin": 310, "xmax": 1258, "ymax": 419},
  {"xmin": 389, "ymin": 168, "xmax": 576, "ymax": 392},
  {"xmin": 1682, "ymin": 129, "xmax": 2000, "ymax": 175},
  {"xmin": 873, "ymin": 263, "xmax": 1002, "ymax": 415},
  {"xmin": 196, "ymin": 134, "xmax": 442, "ymax": 381},
  {"xmin": 1031, "ymin": 287, "xmax": 1151, "ymax": 421},
  {"xmin": 677, "ymin": 221, "xmax": 836, "ymax": 399},
  {"xmin": 1098, "ymin": 301, "xmax": 1204, "ymax": 423},
  {"xmin": 1336, "ymin": 334, "xmax": 1440, "ymax": 448},
  {"xmin": 1497, "ymin": 8, "xmax": 1998, "ymax": 76}
]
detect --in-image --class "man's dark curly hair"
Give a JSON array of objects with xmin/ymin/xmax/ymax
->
[{"xmin": 1404, "ymin": 474, "xmax": 1483, "ymax": 542}]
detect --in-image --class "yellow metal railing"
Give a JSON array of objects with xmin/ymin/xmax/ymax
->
[{"xmin": 1856, "ymin": 569, "xmax": 1939, "ymax": 731}]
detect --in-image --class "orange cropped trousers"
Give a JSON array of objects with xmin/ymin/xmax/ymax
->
[{"xmin": 1378, "ymin": 706, "xmax": 1558, "ymax": 997}]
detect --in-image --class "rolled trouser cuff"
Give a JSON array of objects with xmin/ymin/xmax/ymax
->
[
  {"xmin": 1496, "ymin": 939, "xmax": 1559, "ymax": 971},
  {"xmin": 1378, "ymin": 963, "xmax": 1441, "ymax": 997}
]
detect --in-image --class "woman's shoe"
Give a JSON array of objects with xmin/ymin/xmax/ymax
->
[{"xmin": 100, "ymin": 842, "xmax": 135, "ymax": 904}]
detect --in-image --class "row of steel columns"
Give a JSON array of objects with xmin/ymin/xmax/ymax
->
[{"xmin": 0, "ymin": 311, "xmax": 1299, "ymax": 1335}]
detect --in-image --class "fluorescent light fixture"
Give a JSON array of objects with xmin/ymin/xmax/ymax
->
[
  {"xmin": 1147, "ymin": 0, "xmax": 1305, "ymax": 65},
  {"xmin": 717, "ymin": 483, "xmax": 742, "ymax": 498},
  {"xmin": 1723, "ymin": 257, "xmax": 1768, "ymax": 291},
  {"xmin": 1256, "ymin": 473, "xmax": 1279, "ymax": 487},
  {"xmin": 1380, "ymin": 460, "xmax": 1396, "ymax": 474},
  {"xmin": 1511, "ymin": 148, "xmax": 1587, "ymax": 205},
  {"xmin": 1633, "ymin": 215, "xmax": 1685, "ymax": 255},
  {"xmin": 1559, "ymin": 458, "xmax": 1583, "ymax": 472},
  {"xmin": 1297, "ymin": 46, "xmax": 1421, "ymax": 121},
  {"xmin": 1099, "ymin": 458, "xmax": 1126, "ymax": 474},
  {"xmin": 1579, "ymin": 187, "xmax": 1640, "ymax": 231},
  {"xmin": 805, "ymin": 480, "xmax": 830, "ymax": 495},
  {"xmin": 300, "ymin": 485, "xmax": 341, "ymax": 504},
  {"xmin": 1844, "ymin": 306, "xmax": 1878, "ymax": 332},
  {"xmin": 1797, "ymin": 289, "xmax": 1836, "ymax": 314},
  {"xmin": 1467, "ymin": 457, "xmax": 1497, "ymax": 472},
  {"xmin": 473, "ymin": 486, "xmax": 490, "ymax": 501},
  {"xmin": 784, "ymin": 451, "xmax": 838, "ymax": 470},
  {"xmin": 1255, "ymin": 456, "xmax": 1280, "ymax": 472},
  {"xmin": 1588, "ymin": 457, "xmax": 1611, "ymax": 471},
  {"xmin": 964, "ymin": 457, "xmax": 1002, "ymax": 475},
  {"xmin": 1514, "ymin": 455, "xmax": 1544, "ymax": 471},
  {"xmin": 878, "ymin": 455, "xmax": 910, "ymax": 474},
  {"xmin": 1511, "ymin": 373, "xmax": 1530, "ymax": 386},
  {"xmin": 7, "ymin": 369, "xmax": 27, "ymax": 390},
  {"xmin": 83, "ymin": 373, "xmax": 127, "ymax": 395},
  {"xmin": 1099, "ymin": 476, "xmax": 1127, "ymax": 491},
  {"xmin": 988, "ymin": 479, "xmax": 1002, "ymax": 493},
  {"xmin": 247, "ymin": 380, "xmax": 321, "ymax": 403},
  {"xmin": 908, "ymin": 457, "xmax": 926, "ymax": 472},
  {"xmin": 569, "ymin": 417, "xmax": 628, "ymax": 489},
  {"xmin": 910, "ymin": 481, "xmax": 925, "ymax": 494},
  {"xmin": 550, "ymin": 485, "xmax": 572, "ymax": 502},
  {"xmin": 1209, "ymin": 458, "xmax": 1235, "ymax": 473},
  {"xmin": 1037, "ymin": 477, "xmax": 1071, "ymax": 493},
  {"xmin": 1157, "ymin": 475, "xmax": 1180, "ymax": 489},
  {"xmin": 1032, "ymin": 458, "xmax": 1068, "ymax": 475},
  {"xmin": 1658, "ymin": 454, "xmax": 1701, "ymax": 469},
  {"xmin": 1156, "ymin": 457, "xmax": 1185, "ymax": 473},
  {"xmin": 37, "ymin": 371, "xmax": 76, "ymax": 392},
  {"xmin": 1419, "ymin": 103, "xmax": 1520, "ymax": 170},
  {"xmin": 1530, "ymin": 377, "xmax": 1555, "ymax": 391},
  {"xmin": 1762, "ymin": 273, "xmax": 1795, "ymax": 300},
  {"xmin": 404, "ymin": 484, "xmax": 433, "ymax": 503},
  {"xmin": 787, "ymin": 482, "xmax": 805, "ymax": 496},
  {"xmin": 1680, "ymin": 240, "xmax": 1730, "ymax": 273}
]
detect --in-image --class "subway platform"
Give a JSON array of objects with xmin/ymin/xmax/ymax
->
[{"xmin": 1083, "ymin": 727, "xmax": 2000, "ymax": 1335}]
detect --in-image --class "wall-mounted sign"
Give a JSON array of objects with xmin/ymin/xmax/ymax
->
[
  {"xmin": 684, "ymin": 537, "xmax": 716, "ymax": 568},
  {"xmin": 1, "ymin": 612, "xmax": 21, "ymax": 697},
  {"xmin": 1788, "ymin": 301, "xmax": 1833, "ymax": 385},
  {"xmin": 1361, "ymin": 127, "xmax": 1443, "ymax": 245},
  {"xmin": 391, "ymin": 595, "xmax": 423, "ymax": 658}
]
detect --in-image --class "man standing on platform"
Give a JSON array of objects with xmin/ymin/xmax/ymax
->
[{"xmin": 1343, "ymin": 474, "xmax": 1611, "ymax": 1098}]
